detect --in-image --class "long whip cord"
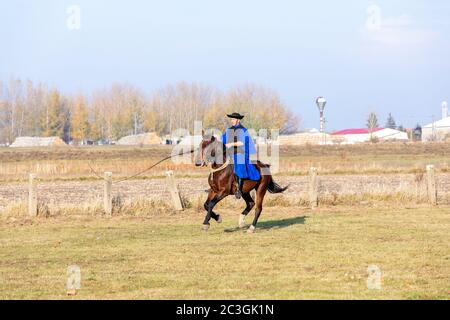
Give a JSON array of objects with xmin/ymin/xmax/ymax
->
[{"xmin": 87, "ymin": 147, "xmax": 197, "ymax": 183}]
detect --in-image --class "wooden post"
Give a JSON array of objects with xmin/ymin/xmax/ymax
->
[
  {"xmin": 165, "ymin": 171, "xmax": 184, "ymax": 211},
  {"xmin": 104, "ymin": 172, "xmax": 112, "ymax": 216},
  {"xmin": 426, "ymin": 165, "xmax": 437, "ymax": 205},
  {"xmin": 308, "ymin": 167, "xmax": 319, "ymax": 209},
  {"xmin": 28, "ymin": 173, "xmax": 38, "ymax": 217}
]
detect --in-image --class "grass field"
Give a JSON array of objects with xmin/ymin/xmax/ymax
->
[
  {"xmin": 0, "ymin": 143, "xmax": 449, "ymax": 300},
  {"xmin": 1, "ymin": 205, "xmax": 449, "ymax": 299}
]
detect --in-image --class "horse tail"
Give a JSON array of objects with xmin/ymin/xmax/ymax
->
[{"xmin": 267, "ymin": 177, "xmax": 289, "ymax": 194}]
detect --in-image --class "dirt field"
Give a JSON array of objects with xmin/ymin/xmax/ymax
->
[
  {"xmin": 1, "ymin": 173, "xmax": 450, "ymax": 212},
  {"xmin": 1, "ymin": 143, "xmax": 450, "ymax": 183},
  {"xmin": 1, "ymin": 143, "xmax": 450, "ymax": 211}
]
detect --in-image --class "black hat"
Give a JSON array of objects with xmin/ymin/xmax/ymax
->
[{"xmin": 227, "ymin": 112, "xmax": 244, "ymax": 120}]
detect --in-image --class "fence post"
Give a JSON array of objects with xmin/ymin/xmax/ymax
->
[
  {"xmin": 309, "ymin": 167, "xmax": 319, "ymax": 209},
  {"xmin": 426, "ymin": 165, "xmax": 437, "ymax": 205},
  {"xmin": 104, "ymin": 172, "xmax": 112, "ymax": 216},
  {"xmin": 28, "ymin": 173, "xmax": 38, "ymax": 217},
  {"xmin": 165, "ymin": 171, "xmax": 184, "ymax": 211}
]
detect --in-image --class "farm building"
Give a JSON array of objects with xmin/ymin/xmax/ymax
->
[
  {"xmin": 10, "ymin": 136, "xmax": 67, "ymax": 147},
  {"xmin": 331, "ymin": 128, "xmax": 409, "ymax": 144},
  {"xmin": 277, "ymin": 130, "xmax": 333, "ymax": 145},
  {"xmin": 422, "ymin": 113, "xmax": 450, "ymax": 142},
  {"xmin": 117, "ymin": 132, "xmax": 162, "ymax": 146},
  {"xmin": 422, "ymin": 118, "xmax": 450, "ymax": 142},
  {"xmin": 422, "ymin": 101, "xmax": 450, "ymax": 142}
]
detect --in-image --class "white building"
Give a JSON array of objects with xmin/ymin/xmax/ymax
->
[
  {"xmin": 278, "ymin": 130, "xmax": 332, "ymax": 145},
  {"xmin": 422, "ymin": 118, "xmax": 450, "ymax": 142},
  {"xmin": 331, "ymin": 128, "xmax": 408, "ymax": 144},
  {"xmin": 422, "ymin": 101, "xmax": 450, "ymax": 142},
  {"xmin": 10, "ymin": 136, "xmax": 67, "ymax": 147}
]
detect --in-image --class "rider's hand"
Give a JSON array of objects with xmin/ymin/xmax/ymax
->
[{"xmin": 226, "ymin": 142, "xmax": 243, "ymax": 148}]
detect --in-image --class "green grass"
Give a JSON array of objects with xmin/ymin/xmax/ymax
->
[{"xmin": 0, "ymin": 206, "xmax": 449, "ymax": 299}]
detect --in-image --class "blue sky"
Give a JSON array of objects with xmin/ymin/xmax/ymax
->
[{"xmin": 1, "ymin": 0, "xmax": 449, "ymax": 130}]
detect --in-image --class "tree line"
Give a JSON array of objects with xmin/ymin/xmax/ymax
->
[
  {"xmin": 0, "ymin": 78, "xmax": 300, "ymax": 145},
  {"xmin": 366, "ymin": 112, "xmax": 410, "ymax": 132}
]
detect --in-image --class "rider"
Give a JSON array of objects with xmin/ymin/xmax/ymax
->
[{"xmin": 222, "ymin": 112, "xmax": 261, "ymax": 199}]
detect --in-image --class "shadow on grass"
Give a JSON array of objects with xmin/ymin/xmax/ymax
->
[{"xmin": 224, "ymin": 216, "xmax": 307, "ymax": 233}]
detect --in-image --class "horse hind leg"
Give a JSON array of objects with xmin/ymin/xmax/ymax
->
[
  {"xmin": 239, "ymin": 192, "xmax": 255, "ymax": 228},
  {"xmin": 248, "ymin": 187, "xmax": 267, "ymax": 234}
]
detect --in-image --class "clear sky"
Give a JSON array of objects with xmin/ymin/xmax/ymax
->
[{"xmin": 1, "ymin": 0, "xmax": 449, "ymax": 130}]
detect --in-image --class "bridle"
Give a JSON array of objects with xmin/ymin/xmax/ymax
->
[
  {"xmin": 200, "ymin": 140, "xmax": 230, "ymax": 174},
  {"xmin": 209, "ymin": 158, "xmax": 230, "ymax": 173}
]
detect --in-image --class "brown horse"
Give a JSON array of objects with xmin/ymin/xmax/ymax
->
[{"xmin": 195, "ymin": 135, "xmax": 288, "ymax": 233}]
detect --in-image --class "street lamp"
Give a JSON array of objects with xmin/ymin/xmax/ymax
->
[{"xmin": 315, "ymin": 96, "xmax": 327, "ymax": 134}]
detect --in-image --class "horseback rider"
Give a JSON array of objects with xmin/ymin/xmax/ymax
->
[{"xmin": 222, "ymin": 112, "xmax": 261, "ymax": 199}]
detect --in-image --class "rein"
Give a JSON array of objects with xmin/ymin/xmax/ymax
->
[{"xmin": 209, "ymin": 158, "xmax": 230, "ymax": 173}]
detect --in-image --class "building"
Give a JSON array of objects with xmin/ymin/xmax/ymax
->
[
  {"xmin": 331, "ymin": 128, "xmax": 409, "ymax": 144},
  {"xmin": 422, "ymin": 101, "xmax": 450, "ymax": 142},
  {"xmin": 117, "ymin": 132, "xmax": 162, "ymax": 145},
  {"xmin": 422, "ymin": 118, "xmax": 450, "ymax": 142},
  {"xmin": 10, "ymin": 136, "xmax": 67, "ymax": 147},
  {"xmin": 277, "ymin": 130, "xmax": 333, "ymax": 145}
]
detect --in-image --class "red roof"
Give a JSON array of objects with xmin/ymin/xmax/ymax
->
[{"xmin": 332, "ymin": 128, "xmax": 384, "ymax": 135}]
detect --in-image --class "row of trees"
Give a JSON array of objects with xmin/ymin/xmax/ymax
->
[
  {"xmin": 366, "ymin": 112, "xmax": 408, "ymax": 132},
  {"xmin": 366, "ymin": 112, "xmax": 423, "ymax": 141},
  {"xmin": 0, "ymin": 78, "xmax": 300, "ymax": 144}
]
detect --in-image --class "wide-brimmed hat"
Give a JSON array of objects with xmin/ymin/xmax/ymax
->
[{"xmin": 226, "ymin": 112, "xmax": 244, "ymax": 120}]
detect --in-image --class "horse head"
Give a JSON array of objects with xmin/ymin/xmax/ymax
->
[{"xmin": 195, "ymin": 135, "xmax": 226, "ymax": 167}]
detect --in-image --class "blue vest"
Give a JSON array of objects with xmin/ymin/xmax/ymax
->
[{"xmin": 222, "ymin": 124, "xmax": 261, "ymax": 181}]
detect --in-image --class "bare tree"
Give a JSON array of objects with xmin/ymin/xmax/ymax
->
[
  {"xmin": 0, "ymin": 78, "xmax": 301, "ymax": 142},
  {"xmin": 367, "ymin": 112, "xmax": 379, "ymax": 142}
]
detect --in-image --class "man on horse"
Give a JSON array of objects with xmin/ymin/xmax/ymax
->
[{"xmin": 222, "ymin": 112, "xmax": 261, "ymax": 199}]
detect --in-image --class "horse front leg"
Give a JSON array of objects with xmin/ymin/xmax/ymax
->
[
  {"xmin": 202, "ymin": 192, "xmax": 215, "ymax": 231},
  {"xmin": 203, "ymin": 202, "xmax": 222, "ymax": 225},
  {"xmin": 202, "ymin": 191, "xmax": 226, "ymax": 231},
  {"xmin": 210, "ymin": 211, "xmax": 222, "ymax": 223}
]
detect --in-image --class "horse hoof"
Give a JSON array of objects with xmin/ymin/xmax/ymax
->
[
  {"xmin": 217, "ymin": 216, "xmax": 222, "ymax": 223},
  {"xmin": 247, "ymin": 225, "xmax": 256, "ymax": 233},
  {"xmin": 202, "ymin": 224, "xmax": 210, "ymax": 231}
]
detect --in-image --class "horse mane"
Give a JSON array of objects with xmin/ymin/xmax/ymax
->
[{"xmin": 204, "ymin": 138, "xmax": 227, "ymax": 164}]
